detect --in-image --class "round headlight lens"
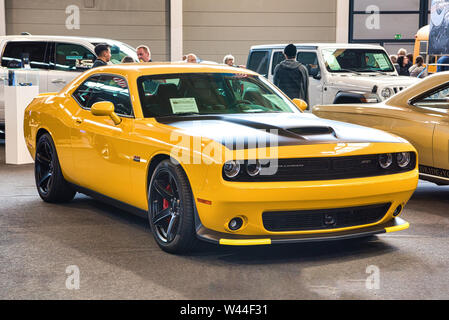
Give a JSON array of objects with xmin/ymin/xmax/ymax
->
[
  {"xmin": 246, "ymin": 160, "xmax": 261, "ymax": 177},
  {"xmin": 381, "ymin": 88, "xmax": 393, "ymax": 99},
  {"xmin": 223, "ymin": 160, "xmax": 241, "ymax": 178},
  {"xmin": 379, "ymin": 153, "xmax": 393, "ymax": 169},
  {"xmin": 396, "ymin": 152, "xmax": 411, "ymax": 168}
]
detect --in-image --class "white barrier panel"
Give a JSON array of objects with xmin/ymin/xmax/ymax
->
[{"xmin": 5, "ymin": 85, "xmax": 39, "ymax": 164}]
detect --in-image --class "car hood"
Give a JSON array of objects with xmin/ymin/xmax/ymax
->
[
  {"xmin": 156, "ymin": 113, "xmax": 405, "ymax": 149},
  {"xmin": 328, "ymin": 73, "xmax": 419, "ymax": 91}
]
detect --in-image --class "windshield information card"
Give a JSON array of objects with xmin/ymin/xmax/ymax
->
[{"xmin": 170, "ymin": 98, "xmax": 199, "ymax": 114}]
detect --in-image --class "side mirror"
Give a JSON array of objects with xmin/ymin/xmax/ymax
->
[
  {"xmin": 312, "ymin": 70, "xmax": 321, "ymax": 80},
  {"xmin": 292, "ymin": 98, "xmax": 308, "ymax": 112},
  {"xmin": 91, "ymin": 101, "xmax": 122, "ymax": 125}
]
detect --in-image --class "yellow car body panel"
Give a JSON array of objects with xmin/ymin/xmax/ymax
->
[
  {"xmin": 313, "ymin": 71, "xmax": 449, "ymax": 185},
  {"xmin": 24, "ymin": 63, "xmax": 418, "ymax": 246}
]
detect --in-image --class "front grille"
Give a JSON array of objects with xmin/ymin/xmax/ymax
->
[
  {"xmin": 224, "ymin": 153, "xmax": 416, "ymax": 182},
  {"xmin": 393, "ymin": 87, "xmax": 405, "ymax": 94},
  {"xmin": 262, "ymin": 203, "xmax": 391, "ymax": 232}
]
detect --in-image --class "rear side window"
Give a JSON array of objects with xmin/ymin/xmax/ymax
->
[
  {"xmin": 247, "ymin": 50, "xmax": 270, "ymax": 77},
  {"xmin": 1, "ymin": 41, "xmax": 49, "ymax": 69},
  {"xmin": 413, "ymin": 84, "xmax": 449, "ymax": 109},
  {"xmin": 54, "ymin": 43, "xmax": 95, "ymax": 71},
  {"xmin": 73, "ymin": 74, "xmax": 133, "ymax": 117}
]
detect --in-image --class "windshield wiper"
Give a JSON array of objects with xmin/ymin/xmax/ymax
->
[
  {"xmin": 369, "ymin": 70, "xmax": 394, "ymax": 75},
  {"xmin": 158, "ymin": 112, "xmax": 201, "ymax": 118},
  {"xmin": 172, "ymin": 112, "xmax": 201, "ymax": 116},
  {"xmin": 336, "ymin": 68, "xmax": 362, "ymax": 75}
]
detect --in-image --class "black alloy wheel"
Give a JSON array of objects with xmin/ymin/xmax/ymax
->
[
  {"xmin": 148, "ymin": 160, "xmax": 198, "ymax": 253},
  {"xmin": 35, "ymin": 133, "xmax": 76, "ymax": 203}
]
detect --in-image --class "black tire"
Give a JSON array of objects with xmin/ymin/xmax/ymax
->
[
  {"xmin": 147, "ymin": 159, "xmax": 199, "ymax": 254},
  {"xmin": 35, "ymin": 133, "xmax": 76, "ymax": 203}
]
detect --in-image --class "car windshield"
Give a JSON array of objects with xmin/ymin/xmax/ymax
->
[
  {"xmin": 137, "ymin": 73, "xmax": 298, "ymax": 117},
  {"xmin": 91, "ymin": 41, "xmax": 138, "ymax": 64},
  {"xmin": 321, "ymin": 48, "xmax": 395, "ymax": 73}
]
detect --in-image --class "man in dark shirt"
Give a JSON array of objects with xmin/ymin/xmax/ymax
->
[
  {"xmin": 273, "ymin": 44, "xmax": 309, "ymax": 106},
  {"xmin": 92, "ymin": 43, "xmax": 111, "ymax": 68}
]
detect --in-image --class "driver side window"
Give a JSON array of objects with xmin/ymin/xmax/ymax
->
[
  {"xmin": 414, "ymin": 85, "xmax": 449, "ymax": 109},
  {"xmin": 73, "ymin": 74, "xmax": 133, "ymax": 116},
  {"xmin": 297, "ymin": 51, "xmax": 320, "ymax": 77}
]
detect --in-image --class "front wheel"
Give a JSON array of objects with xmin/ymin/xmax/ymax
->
[{"xmin": 148, "ymin": 160, "xmax": 199, "ymax": 254}]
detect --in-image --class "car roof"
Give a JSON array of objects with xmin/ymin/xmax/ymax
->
[
  {"xmin": 250, "ymin": 43, "xmax": 386, "ymax": 50},
  {"xmin": 0, "ymin": 35, "xmax": 130, "ymax": 46},
  {"xmin": 77, "ymin": 62, "xmax": 260, "ymax": 79},
  {"xmin": 92, "ymin": 62, "xmax": 257, "ymax": 74}
]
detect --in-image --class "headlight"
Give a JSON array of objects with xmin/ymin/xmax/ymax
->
[
  {"xmin": 378, "ymin": 153, "xmax": 393, "ymax": 169},
  {"xmin": 223, "ymin": 160, "xmax": 240, "ymax": 178},
  {"xmin": 396, "ymin": 152, "xmax": 411, "ymax": 168},
  {"xmin": 380, "ymin": 88, "xmax": 393, "ymax": 99},
  {"xmin": 246, "ymin": 160, "xmax": 261, "ymax": 177}
]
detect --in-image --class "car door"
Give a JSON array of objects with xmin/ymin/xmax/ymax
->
[
  {"xmin": 412, "ymin": 84, "xmax": 449, "ymax": 174},
  {"xmin": 47, "ymin": 42, "xmax": 95, "ymax": 92},
  {"xmin": 70, "ymin": 74, "xmax": 134, "ymax": 203},
  {"xmin": 297, "ymin": 50, "xmax": 323, "ymax": 107}
]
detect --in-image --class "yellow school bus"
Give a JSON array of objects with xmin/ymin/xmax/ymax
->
[{"xmin": 414, "ymin": 25, "xmax": 444, "ymax": 74}]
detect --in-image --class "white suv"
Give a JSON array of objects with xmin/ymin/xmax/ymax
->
[
  {"xmin": 0, "ymin": 35, "xmax": 138, "ymax": 132},
  {"xmin": 247, "ymin": 43, "xmax": 419, "ymax": 108}
]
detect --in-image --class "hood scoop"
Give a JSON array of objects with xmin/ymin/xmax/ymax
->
[
  {"xmin": 287, "ymin": 126, "xmax": 336, "ymax": 136},
  {"xmin": 287, "ymin": 126, "xmax": 337, "ymax": 141}
]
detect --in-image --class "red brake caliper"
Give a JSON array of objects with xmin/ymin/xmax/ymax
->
[{"xmin": 162, "ymin": 185, "xmax": 172, "ymax": 221}]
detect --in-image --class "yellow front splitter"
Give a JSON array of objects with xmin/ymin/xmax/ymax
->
[{"xmin": 198, "ymin": 217, "xmax": 409, "ymax": 246}]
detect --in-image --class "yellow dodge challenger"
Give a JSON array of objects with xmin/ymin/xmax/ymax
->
[
  {"xmin": 313, "ymin": 71, "xmax": 449, "ymax": 186},
  {"xmin": 24, "ymin": 63, "xmax": 418, "ymax": 253}
]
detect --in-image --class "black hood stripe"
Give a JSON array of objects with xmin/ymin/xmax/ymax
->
[{"xmin": 155, "ymin": 114, "xmax": 399, "ymax": 150}]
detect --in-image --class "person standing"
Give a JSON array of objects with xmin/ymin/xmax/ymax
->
[
  {"xmin": 92, "ymin": 44, "xmax": 111, "ymax": 68},
  {"xmin": 396, "ymin": 55, "xmax": 410, "ymax": 76},
  {"xmin": 223, "ymin": 54, "xmax": 235, "ymax": 66},
  {"xmin": 186, "ymin": 53, "xmax": 198, "ymax": 63},
  {"xmin": 273, "ymin": 44, "xmax": 309, "ymax": 105},
  {"xmin": 409, "ymin": 56, "xmax": 425, "ymax": 78},
  {"xmin": 137, "ymin": 45, "xmax": 152, "ymax": 62}
]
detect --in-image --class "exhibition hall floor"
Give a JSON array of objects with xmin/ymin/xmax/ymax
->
[{"xmin": 1, "ymin": 142, "xmax": 449, "ymax": 299}]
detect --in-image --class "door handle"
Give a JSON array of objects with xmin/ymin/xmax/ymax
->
[
  {"xmin": 51, "ymin": 79, "xmax": 66, "ymax": 84},
  {"xmin": 74, "ymin": 117, "xmax": 83, "ymax": 124}
]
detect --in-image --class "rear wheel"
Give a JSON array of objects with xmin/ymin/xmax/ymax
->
[
  {"xmin": 148, "ymin": 160, "xmax": 199, "ymax": 254},
  {"xmin": 35, "ymin": 133, "xmax": 76, "ymax": 203}
]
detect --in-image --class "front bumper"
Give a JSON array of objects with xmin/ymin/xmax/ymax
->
[
  {"xmin": 197, "ymin": 217, "xmax": 409, "ymax": 246},
  {"xmin": 195, "ymin": 169, "xmax": 417, "ymax": 236}
]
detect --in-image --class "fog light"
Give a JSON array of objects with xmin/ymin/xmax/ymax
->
[
  {"xmin": 379, "ymin": 153, "xmax": 393, "ymax": 169},
  {"xmin": 393, "ymin": 205, "xmax": 403, "ymax": 217},
  {"xmin": 228, "ymin": 217, "xmax": 243, "ymax": 231}
]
